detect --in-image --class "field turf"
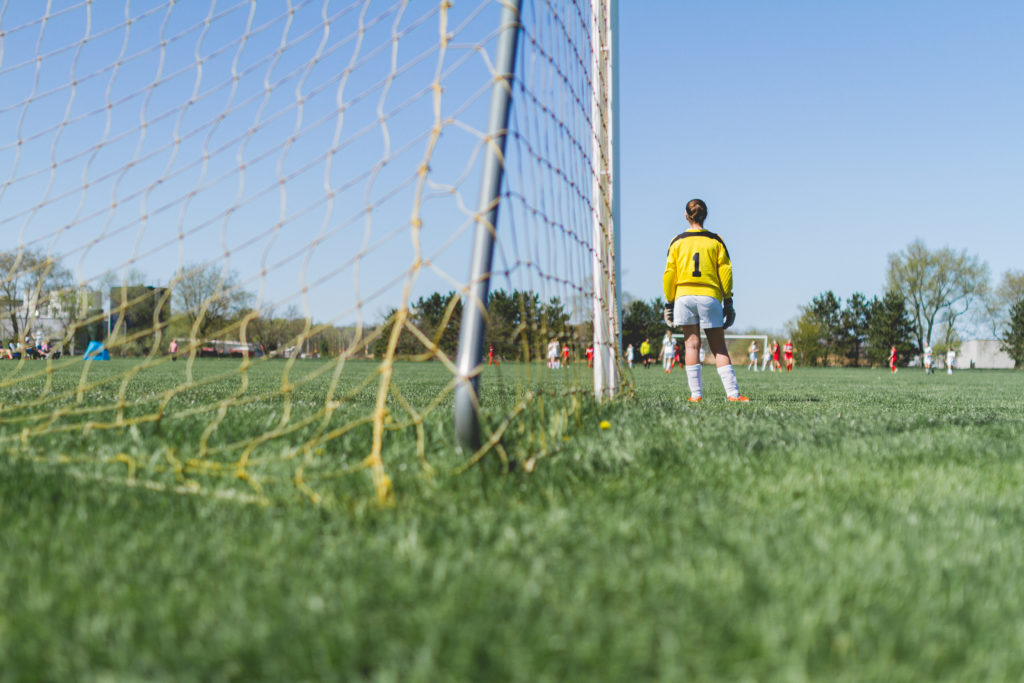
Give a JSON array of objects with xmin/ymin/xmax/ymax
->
[{"xmin": 2, "ymin": 360, "xmax": 1024, "ymax": 681}]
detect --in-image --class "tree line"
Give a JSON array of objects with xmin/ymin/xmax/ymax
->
[
  {"xmin": 789, "ymin": 241, "xmax": 1024, "ymax": 367},
  {"xmin": 12, "ymin": 238, "xmax": 1021, "ymax": 367},
  {"xmin": 787, "ymin": 290, "xmax": 916, "ymax": 366},
  {"xmin": 1, "ymin": 247, "xmax": 591, "ymax": 362},
  {"xmin": 374, "ymin": 289, "xmax": 588, "ymax": 361},
  {"xmin": 0, "ymin": 248, "xmax": 354, "ymax": 357},
  {"xmin": 618, "ymin": 239, "xmax": 1024, "ymax": 370}
]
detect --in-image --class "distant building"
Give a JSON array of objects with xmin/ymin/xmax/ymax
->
[
  {"xmin": 17, "ymin": 289, "xmax": 103, "ymax": 351},
  {"xmin": 109, "ymin": 286, "xmax": 171, "ymax": 334},
  {"xmin": 958, "ymin": 340, "xmax": 1014, "ymax": 369}
]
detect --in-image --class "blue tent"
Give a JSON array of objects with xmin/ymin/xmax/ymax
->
[{"xmin": 83, "ymin": 340, "xmax": 110, "ymax": 360}]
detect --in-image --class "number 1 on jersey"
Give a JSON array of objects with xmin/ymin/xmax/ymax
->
[{"xmin": 691, "ymin": 253, "xmax": 701, "ymax": 277}]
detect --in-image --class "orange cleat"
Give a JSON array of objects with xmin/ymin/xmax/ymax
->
[
  {"xmin": 727, "ymin": 395, "xmax": 750, "ymax": 402},
  {"xmin": 688, "ymin": 396, "xmax": 702, "ymax": 402}
]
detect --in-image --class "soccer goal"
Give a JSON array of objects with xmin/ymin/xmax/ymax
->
[
  {"xmin": 726, "ymin": 334, "xmax": 770, "ymax": 371},
  {"xmin": 0, "ymin": 0, "xmax": 622, "ymax": 504}
]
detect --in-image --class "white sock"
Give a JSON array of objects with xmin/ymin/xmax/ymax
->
[
  {"xmin": 717, "ymin": 364, "xmax": 740, "ymax": 399},
  {"xmin": 685, "ymin": 364, "xmax": 702, "ymax": 398}
]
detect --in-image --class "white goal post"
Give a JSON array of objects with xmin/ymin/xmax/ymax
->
[{"xmin": 454, "ymin": 0, "xmax": 622, "ymax": 451}]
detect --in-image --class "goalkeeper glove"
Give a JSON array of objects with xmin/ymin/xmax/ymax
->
[
  {"xmin": 663, "ymin": 302, "xmax": 674, "ymax": 327},
  {"xmin": 722, "ymin": 298, "xmax": 735, "ymax": 329}
]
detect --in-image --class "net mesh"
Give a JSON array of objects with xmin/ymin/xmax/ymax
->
[{"xmin": 0, "ymin": 0, "xmax": 622, "ymax": 505}]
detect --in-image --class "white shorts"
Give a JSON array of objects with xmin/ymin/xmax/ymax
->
[{"xmin": 673, "ymin": 295, "xmax": 724, "ymax": 329}]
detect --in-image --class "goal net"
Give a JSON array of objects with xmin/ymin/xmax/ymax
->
[{"xmin": 0, "ymin": 0, "xmax": 622, "ymax": 505}]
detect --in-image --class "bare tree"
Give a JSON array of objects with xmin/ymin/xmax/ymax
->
[
  {"xmin": 171, "ymin": 263, "xmax": 253, "ymax": 339},
  {"xmin": 0, "ymin": 249, "xmax": 73, "ymax": 341},
  {"xmin": 886, "ymin": 240, "xmax": 989, "ymax": 351},
  {"xmin": 998, "ymin": 270, "xmax": 1024, "ymax": 304},
  {"xmin": 984, "ymin": 269, "xmax": 1024, "ymax": 336},
  {"xmin": 240, "ymin": 305, "xmax": 307, "ymax": 353}
]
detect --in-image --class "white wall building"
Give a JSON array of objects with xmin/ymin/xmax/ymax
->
[
  {"xmin": 9, "ymin": 289, "xmax": 103, "ymax": 351},
  {"xmin": 958, "ymin": 339, "xmax": 1014, "ymax": 370}
]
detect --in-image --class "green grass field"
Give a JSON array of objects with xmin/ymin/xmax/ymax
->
[{"xmin": 2, "ymin": 360, "xmax": 1024, "ymax": 681}]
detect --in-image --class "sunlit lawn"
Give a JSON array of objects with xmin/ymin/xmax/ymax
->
[{"xmin": 2, "ymin": 360, "xmax": 1023, "ymax": 680}]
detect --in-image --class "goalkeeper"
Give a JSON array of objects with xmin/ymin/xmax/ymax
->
[{"xmin": 662, "ymin": 198, "xmax": 748, "ymax": 402}]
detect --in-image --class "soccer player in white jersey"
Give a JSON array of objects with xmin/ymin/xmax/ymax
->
[
  {"xmin": 747, "ymin": 340, "xmax": 758, "ymax": 371},
  {"xmin": 946, "ymin": 347, "xmax": 956, "ymax": 375},
  {"xmin": 661, "ymin": 332, "xmax": 674, "ymax": 373},
  {"xmin": 662, "ymin": 199, "xmax": 748, "ymax": 402},
  {"xmin": 923, "ymin": 345, "xmax": 933, "ymax": 374}
]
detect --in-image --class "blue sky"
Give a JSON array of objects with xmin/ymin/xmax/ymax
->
[
  {"xmin": 1, "ymin": 1, "xmax": 500, "ymax": 325},
  {"xmin": 619, "ymin": 1, "xmax": 1024, "ymax": 333},
  {"xmin": 1, "ymin": 1, "xmax": 1021, "ymax": 336}
]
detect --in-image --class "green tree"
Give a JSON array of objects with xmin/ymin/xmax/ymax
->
[
  {"xmin": 516, "ymin": 290, "xmax": 546, "ymax": 360},
  {"xmin": 410, "ymin": 291, "xmax": 461, "ymax": 357},
  {"xmin": 485, "ymin": 289, "xmax": 548, "ymax": 361},
  {"xmin": 787, "ymin": 311, "xmax": 826, "ymax": 366},
  {"xmin": 373, "ymin": 307, "xmax": 414, "ymax": 359},
  {"xmin": 372, "ymin": 289, "xmax": 573, "ymax": 362},
  {"xmin": 839, "ymin": 292, "xmax": 872, "ymax": 366},
  {"xmin": 1000, "ymin": 299, "xmax": 1024, "ymax": 369},
  {"xmin": 485, "ymin": 289, "xmax": 518, "ymax": 360},
  {"xmin": 621, "ymin": 297, "xmax": 666, "ymax": 352},
  {"xmin": 886, "ymin": 240, "xmax": 989, "ymax": 352},
  {"xmin": 541, "ymin": 297, "xmax": 571, "ymax": 340},
  {"xmin": 809, "ymin": 291, "xmax": 843, "ymax": 363},
  {"xmin": 373, "ymin": 292, "xmax": 463, "ymax": 360},
  {"xmin": 865, "ymin": 290, "xmax": 917, "ymax": 366},
  {"xmin": 787, "ymin": 291, "xmax": 842, "ymax": 365}
]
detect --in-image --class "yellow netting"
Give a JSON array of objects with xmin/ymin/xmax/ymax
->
[{"xmin": 0, "ymin": 0, "xmax": 626, "ymax": 505}]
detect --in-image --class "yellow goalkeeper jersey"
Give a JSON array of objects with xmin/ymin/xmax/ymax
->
[{"xmin": 662, "ymin": 227, "xmax": 733, "ymax": 302}]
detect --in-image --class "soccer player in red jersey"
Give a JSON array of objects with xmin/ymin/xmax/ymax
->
[
  {"xmin": 889, "ymin": 345, "xmax": 898, "ymax": 373},
  {"xmin": 770, "ymin": 340, "xmax": 782, "ymax": 372},
  {"xmin": 783, "ymin": 339, "xmax": 795, "ymax": 372}
]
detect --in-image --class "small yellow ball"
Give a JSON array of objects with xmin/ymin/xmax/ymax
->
[{"xmin": 599, "ymin": 420, "xmax": 611, "ymax": 430}]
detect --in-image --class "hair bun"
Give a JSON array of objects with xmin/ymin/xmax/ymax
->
[{"xmin": 685, "ymin": 198, "xmax": 707, "ymax": 225}]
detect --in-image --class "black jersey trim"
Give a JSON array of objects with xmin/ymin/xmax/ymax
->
[{"xmin": 667, "ymin": 230, "xmax": 730, "ymax": 259}]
